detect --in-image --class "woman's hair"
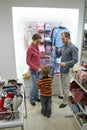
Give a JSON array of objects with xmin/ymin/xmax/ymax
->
[
  {"xmin": 41, "ymin": 66, "xmax": 50, "ymax": 76},
  {"xmin": 32, "ymin": 33, "xmax": 42, "ymax": 40}
]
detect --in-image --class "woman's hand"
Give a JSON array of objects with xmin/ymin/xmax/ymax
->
[
  {"xmin": 44, "ymin": 55, "xmax": 50, "ymax": 59},
  {"xmin": 38, "ymin": 68, "xmax": 41, "ymax": 72}
]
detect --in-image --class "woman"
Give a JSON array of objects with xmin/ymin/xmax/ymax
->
[{"xmin": 26, "ymin": 33, "xmax": 42, "ymax": 106}]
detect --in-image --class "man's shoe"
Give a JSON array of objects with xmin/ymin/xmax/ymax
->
[
  {"xmin": 30, "ymin": 102, "xmax": 36, "ymax": 106},
  {"xmin": 58, "ymin": 95, "xmax": 63, "ymax": 99},
  {"xmin": 59, "ymin": 103, "xmax": 67, "ymax": 108},
  {"xmin": 36, "ymin": 99, "xmax": 40, "ymax": 102},
  {"xmin": 47, "ymin": 115, "xmax": 51, "ymax": 118}
]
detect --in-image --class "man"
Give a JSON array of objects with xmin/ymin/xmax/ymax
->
[{"xmin": 58, "ymin": 32, "xmax": 78, "ymax": 108}]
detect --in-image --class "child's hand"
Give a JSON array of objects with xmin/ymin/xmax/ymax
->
[{"xmin": 38, "ymin": 68, "xmax": 41, "ymax": 72}]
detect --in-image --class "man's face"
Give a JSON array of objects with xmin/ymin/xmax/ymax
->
[{"xmin": 61, "ymin": 33, "xmax": 69, "ymax": 44}]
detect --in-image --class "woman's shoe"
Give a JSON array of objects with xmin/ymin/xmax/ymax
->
[
  {"xmin": 36, "ymin": 99, "xmax": 40, "ymax": 102},
  {"xmin": 30, "ymin": 102, "xmax": 36, "ymax": 106}
]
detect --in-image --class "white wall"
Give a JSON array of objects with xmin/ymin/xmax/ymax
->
[
  {"xmin": 12, "ymin": 7, "xmax": 79, "ymax": 80},
  {"xmin": 0, "ymin": 0, "xmax": 85, "ymax": 80}
]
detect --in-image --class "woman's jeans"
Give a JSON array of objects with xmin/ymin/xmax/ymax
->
[{"xmin": 30, "ymin": 69, "xmax": 40, "ymax": 103}]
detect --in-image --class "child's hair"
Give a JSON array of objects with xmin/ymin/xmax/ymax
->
[{"xmin": 41, "ymin": 66, "xmax": 50, "ymax": 77}]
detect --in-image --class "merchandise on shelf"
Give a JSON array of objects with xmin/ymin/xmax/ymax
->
[
  {"xmin": 0, "ymin": 79, "xmax": 23, "ymax": 121},
  {"xmin": 37, "ymin": 23, "xmax": 44, "ymax": 33},
  {"xmin": 44, "ymin": 23, "xmax": 52, "ymax": 32},
  {"xmin": 69, "ymin": 71, "xmax": 87, "ymax": 130}
]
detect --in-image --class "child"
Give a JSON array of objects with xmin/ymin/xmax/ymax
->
[{"xmin": 37, "ymin": 65, "xmax": 53, "ymax": 118}]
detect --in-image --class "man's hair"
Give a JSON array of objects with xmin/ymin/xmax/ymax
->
[
  {"xmin": 32, "ymin": 33, "xmax": 42, "ymax": 40},
  {"xmin": 41, "ymin": 66, "xmax": 50, "ymax": 76},
  {"xmin": 61, "ymin": 32, "xmax": 70, "ymax": 39}
]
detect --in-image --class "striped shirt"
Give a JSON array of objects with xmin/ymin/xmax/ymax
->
[{"xmin": 37, "ymin": 76, "xmax": 52, "ymax": 96}]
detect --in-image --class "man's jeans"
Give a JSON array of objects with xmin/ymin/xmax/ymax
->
[{"xmin": 30, "ymin": 69, "xmax": 40, "ymax": 103}]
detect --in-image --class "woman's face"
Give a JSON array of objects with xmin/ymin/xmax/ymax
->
[{"xmin": 34, "ymin": 39, "xmax": 41, "ymax": 46}]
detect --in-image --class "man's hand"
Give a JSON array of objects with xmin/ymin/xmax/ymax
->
[{"xmin": 59, "ymin": 62, "xmax": 66, "ymax": 67}]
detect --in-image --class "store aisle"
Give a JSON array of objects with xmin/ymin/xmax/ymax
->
[{"xmin": 24, "ymin": 96, "xmax": 80, "ymax": 130}]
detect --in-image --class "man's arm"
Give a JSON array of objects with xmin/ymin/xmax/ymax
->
[{"xmin": 65, "ymin": 46, "xmax": 78, "ymax": 68}]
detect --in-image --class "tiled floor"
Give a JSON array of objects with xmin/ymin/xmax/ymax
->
[
  {"xmin": 0, "ymin": 96, "xmax": 80, "ymax": 130},
  {"xmin": 24, "ymin": 96, "xmax": 80, "ymax": 130}
]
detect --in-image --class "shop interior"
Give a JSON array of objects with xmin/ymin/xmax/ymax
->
[{"xmin": 0, "ymin": 1, "xmax": 87, "ymax": 130}]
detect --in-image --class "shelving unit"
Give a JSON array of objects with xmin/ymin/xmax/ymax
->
[
  {"xmin": 72, "ymin": 112, "xmax": 83, "ymax": 129},
  {"xmin": 74, "ymin": 113, "xmax": 87, "ymax": 130},
  {"xmin": 69, "ymin": 74, "xmax": 87, "ymax": 130},
  {"xmin": 72, "ymin": 77, "xmax": 87, "ymax": 93},
  {"xmin": 78, "ymin": 103, "xmax": 87, "ymax": 114},
  {"xmin": 0, "ymin": 84, "xmax": 27, "ymax": 130}
]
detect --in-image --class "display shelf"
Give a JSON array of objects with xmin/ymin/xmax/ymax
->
[
  {"xmin": 76, "ymin": 113, "xmax": 87, "ymax": 130},
  {"xmin": 71, "ymin": 74, "xmax": 87, "ymax": 93},
  {"xmin": 70, "ymin": 108, "xmax": 87, "ymax": 130},
  {"xmin": 70, "ymin": 73, "xmax": 87, "ymax": 130},
  {"xmin": 78, "ymin": 103, "xmax": 87, "ymax": 115},
  {"xmin": 72, "ymin": 112, "xmax": 82, "ymax": 129},
  {"xmin": 0, "ymin": 84, "xmax": 27, "ymax": 130},
  {"xmin": 0, "ymin": 111, "xmax": 24, "ymax": 130},
  {"xmin": 73, "ymin": 78, "xmax": 87, "ymax": 93}
]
